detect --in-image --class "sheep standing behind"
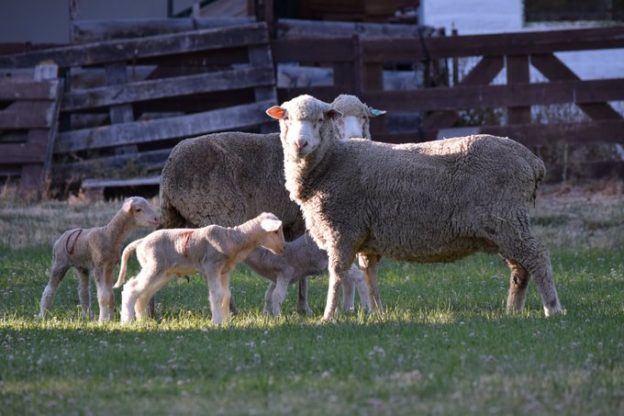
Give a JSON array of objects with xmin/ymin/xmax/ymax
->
[
  {"xmin": 267, "ymin": 94, "xmax": 562, "ymax": 321},
  {"xmin": 245, "ymin": 233, "xmax": 370, "ymax": 316},
  {"xmin": 158, "ymin": 95, "xmax": 384, "ymax": 312},
  {"xmin": 114, "ymin": 212, "xmax": 286, "ymax": 325},
  {"xmin": 38, "ymin": 197, "xmax": 161, "ymax": 322}
]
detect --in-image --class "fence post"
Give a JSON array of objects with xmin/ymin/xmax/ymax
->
[{"xmin": 506, "ymin": 54, "xmax": 531, "ymax": 124}]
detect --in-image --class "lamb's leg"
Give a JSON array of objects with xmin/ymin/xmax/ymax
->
[
  {"xmin": 505, "ymin": 259, "xmax": 530, "ymax": 313},
  {"xmin": 76, "ymin": 267, "xmax": 92, "ymax": 319},
  {"xmin": 358, "ymin": 253, "xmax": 383, "ymax": 312},
  {"xmin": 202, "ymin": 265, "xmax": 226, "ymax": 324},
  {"xmin": 494, "ymin": 224, "xmax": 561, "ymax": 317},
  {"xmin": 270, "ymin": 276, "xmax": 289, "ymax": 316},
  {"xmin": 94, "ymin": 265, "xmax": 115, "ymax": 322},
  {"xmin": 219, "ymin": 270, "xmax": 232, "ymax": 321},
  {"xmin": 349, "ymin": 264, "xmax": 371, "ymax": 312},
  {"xmin": 38, "ymin": 262, "xmax": 70, "ymax": 318},
  {"xmin": 229, "ymin": 296, "xmax": 239, "ymax": 315},
  {"xmin": 264, "ymin": 282, "xmax": 276, "ymax": 315},
  {"xmin": 121, "ymin": 269, "xmax": 152, "ymax": 324},
  {"xmin": 135, "ymin": 272, "xmax": 171, "ymax": 321},
  {"xmin": 341, "ymin": 270, "xmax": 356, "ymax": 313},
  {"xmin": 296, "ymin": 277, "xmax": 313, "ymax": 316}
]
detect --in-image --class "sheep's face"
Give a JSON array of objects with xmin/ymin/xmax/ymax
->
[
  {"xmin": 258, "ymin": 213, "xmax": 286, "ymax": 255},
  {"xmin": 330, "ymin": 94, "xmax": 386, "ymax": 140},
  {"xmin": 123, "ymin": 197, "xmax": 161, "ymax": 228},
  {"xmin": 266, "ymin": 95, "xmax": 338, "ymax": 158}
]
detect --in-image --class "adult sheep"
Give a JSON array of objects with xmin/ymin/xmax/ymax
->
[
  {"xmin": 266, "ymin": 94, "xmax": 562, "ymax": 321},
  {"xmin": 159, "ymin": 94, "xmax": 384, "ymax": 313}
]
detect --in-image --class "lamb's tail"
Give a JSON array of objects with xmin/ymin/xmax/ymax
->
[{"xmin": 113, "ymin": 239, "xmax": 142, "ymax": 288}]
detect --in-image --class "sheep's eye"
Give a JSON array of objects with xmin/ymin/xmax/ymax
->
[{"xmin": 136, "ymin": 208, "xmax": 142, "ymax": 212}]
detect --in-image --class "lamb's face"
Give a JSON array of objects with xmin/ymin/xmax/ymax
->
[
  {"xmin": 258, "ymin": 213, "xmax": 286, "ymax": 255},
  {"xmin": 266, "ymin": 95, "xmax": 337, "ymax": 158},
  {"xmin": 124, "ymin": 197, "xmax": 161, "ymax": 228}
]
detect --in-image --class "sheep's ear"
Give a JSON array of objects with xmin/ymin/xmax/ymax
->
[
  {"xmin": 368, "ymin": 107, "xmax": 387, "ymax": 117},
  {"xmin": 325, "ymin": 109, "xmax": 342, "ymax": 120},
  {"xmin": 260, "ymin": 218, "xmax": 282, "ymax": 232},
  {"xmin": 266, "ymin": 106, "xmax": 287, "ymax": 120},
  {"xmin": 122, "ymin": 198, "xmax": 134, "ymax": 212}
]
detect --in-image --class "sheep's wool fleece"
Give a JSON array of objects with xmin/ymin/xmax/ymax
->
[
  {"xmin": 160, "ymin": 132, "xmax": 304, "ymax": 239},
  {"xmin": 286, "ymin": 133, "xmax": 545, "ymax": 263}
]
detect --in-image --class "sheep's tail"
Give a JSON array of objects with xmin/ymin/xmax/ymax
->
[{"xmin": 113, "ymin": 239, "xmax": 142, "ymax": 288}]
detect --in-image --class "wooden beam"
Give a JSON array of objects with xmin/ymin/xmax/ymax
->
[
  {"xmin": 361, "ymin": 78, "xmax": 624, "ymax": 112},
  {"xmin": 507, "ymin": 55, "xmax": 531, "ymax": 124},
  {"xmin": 0, "ymin": 79, "xmax": 59, "ymax": 100},
  {"xmin": 271, "ymin": 38, "xmax": 355, "ymax": 63},
  {"xmin": 531, "ymin": 53, "xmax": 622, "ymax": 121},
  {"xmin": 0, "ymin": 23, "xmax": 270, "ymax": 68},
  {"xmin": 0, "ymin": 101, "xmax": 54, "ymax": 129},
  {"xmin": 362, "ymin": 26, "xmax": 624, "ymax": 62},
  {"xmin": 54, "ymin": 99, "xmax": 275, "ymax": 154},
  {"xmin": 62, "ymin": 66, "xmax": 275, "ymax": 111}
]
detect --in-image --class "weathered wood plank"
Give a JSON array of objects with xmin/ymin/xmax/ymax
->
[
  {"xmin": 62, "ymin": 66, "xmax": 275, "ymax": 111},
  {"xmin": 52, "ymin": 148, "xmax": 172, "ymax": 179},
  {"xmin": 81, "ymin": 176, "xmax": 160, "ymax": 189},
  {"xmin": 531, "ymin": 53, "xmax": 622, "ymax": 121},
  {"xmin": 55, "ymin": 99, "xmax": 275, "ymax": 154},
  {"xmin": 105, "ymin": 62, "xmax": 134, "ymax": 124},
  {"xmin": 0, "ymin": 101, "xmax": 54, "ymax": 129},
  {"xmin": 507, "ymin": 55, "xmax": 531, "ymax": 124},
  {"xmin": 479, "ymin": 120, "xmax": 624, "ymax": 146},
  {"xmin": 272, "ymin": 38, "xmax": 355, "ymax": 63},
  {"xmin": 0, "ymin": 79, "xmax": 59, "ymax": 100},
  {"xmin": 71, "ymin": 17, "xmax": 254, "ymax": 43},
  {"xmin": 0, "ymin": 23, "xmax": 269, "ymax": 68},
  {"xmin": 362, "ymin": 26, "xmax": 624, "ymax": 62},
  {"xmin": 362, "ymin": 78, "xmax": 624, "ymax": 111}
]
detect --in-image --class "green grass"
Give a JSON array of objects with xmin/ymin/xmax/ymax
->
[{"xmin": 1, "ymin": 244, "xmax": 623, "ymax": 415}]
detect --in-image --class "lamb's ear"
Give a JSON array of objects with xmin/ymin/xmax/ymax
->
[
  {"xmin": 368, "ymin": 107, "xmax": 387, "ymax": 117},
  {"xmin": 122, "ymin": 197, "xmax": 134, "ymax": 212},
  {"xmin": 260, "ymin": 218, "xmax": 282, "ymax": 232},
  {"xmin": 325, "ymin": 109, "xmax": 342, "ymax": 120},
  {"xmin": 266, "ymin": 106, "xmax": 287, "ymax": 120}
]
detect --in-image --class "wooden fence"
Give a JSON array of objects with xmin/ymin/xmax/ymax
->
[
  {"xmin": 1, "ymin": 21, "xmax": 623, "ymax": 196},
  {"xmin": 0, "ymin": 65, "xmax": 63, "ymax": 199},
  {"xmin": 0, "ymin": 22, "xmax": 278, "ymax": 193}
]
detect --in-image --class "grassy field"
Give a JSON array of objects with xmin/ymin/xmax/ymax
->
[{"xmin": 1, "ymin": 186, "xmax": 623, "ymax": 415}]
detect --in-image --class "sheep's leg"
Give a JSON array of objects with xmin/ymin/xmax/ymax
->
[
  {"xmin": 76, "ymin": 267, "xmax": 92, "ymax": 319},
  {"xmin": 341, "ymin": 270, "xmax": 356, "ymax": 313},
  {"xmin": 264, "ymin": 282, "xmax": 276, "ymax": 315},
  {"xmin": 495, "ymin": 226, "xmax": 561, "ymax": 317},
  {"xmin": 270, "ymin": 276, "xmax": 289, "ymax": 316},
  {"xmin": 505, "ymin": 259, "xmax": 530, "ymax": 313},
  {"xmin": 38, "ymin": 262, "xmax": 70, "ymax": 319},
  {"xmin": 323, "ymin": 247, "xmax": 355, "ymax": 321},
  {"xmin": 359, "ymin": 253, "xmax": 383, "ymax": 312},
  {"xmin": 296, "ymin": 277, "xmax": 313, "ymax": 316}
]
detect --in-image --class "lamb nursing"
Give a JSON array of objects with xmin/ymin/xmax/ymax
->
[{"xmin": 266, "ymin": 94, "xmax": 562, "ymax": 321}]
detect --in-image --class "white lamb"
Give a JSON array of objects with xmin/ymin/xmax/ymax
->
[
  {"xmin": 245, "ymin": 233, "xmax": 370, "ymax": 316},
  {"xmin": 114, "ymin": 212, "xmax": 286, "ymax": 324},
  {"xmin": 38, "ymin": 197, "xmax": 161, "ymax": 322}
]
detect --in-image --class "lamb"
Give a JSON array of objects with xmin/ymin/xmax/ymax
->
[
  {"xmin": 266, "ymin": 94, "xmax": 562, "ymax": 321},
  {"xmin": 114, "ymin": 212, "xmax": 286, "ymax": 325},
  {"xmin": 245, "ymin": 233, "xmax": 370, "ymax": 316},
  {"xmin": 38, "ymin": 197, "xmax": 161, "ymax": 322},
  {"xmin": 158, "ymin": 94, "xmax": 384, "ymax": 313}
]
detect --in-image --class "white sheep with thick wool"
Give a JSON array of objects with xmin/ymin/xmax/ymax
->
[{"xmin": 266, "ymin": 94, "xmax": 562, "ymax": 321}]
